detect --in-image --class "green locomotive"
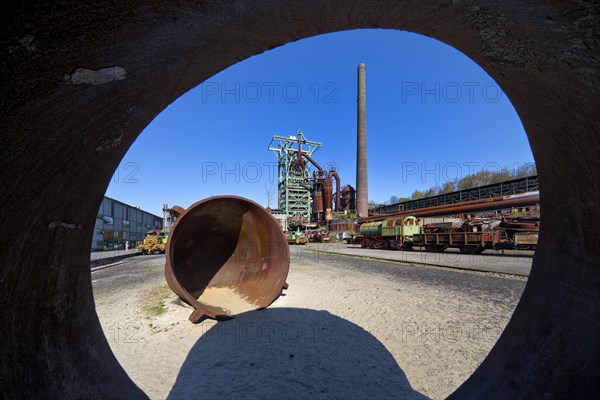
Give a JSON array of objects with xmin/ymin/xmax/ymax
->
[{"xmin": 358, "ymin": 216, "xmax": 420, "ymax": 250}]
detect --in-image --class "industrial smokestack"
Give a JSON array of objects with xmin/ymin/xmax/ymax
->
[{"xmin": 356, "ymin": 63, "xmax": 368, "ymax": 218}]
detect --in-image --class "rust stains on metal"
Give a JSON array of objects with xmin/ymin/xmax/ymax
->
[
  {"xmin": 165, "ymin": 196, "xmax": 289, "ymax": 323},
  {"xmin": 326, "ymin": 170, "xmax": 341, "ymax": 211},
  {"xmin": 363, "ymin": 192, "xmax": 540, "ymax": 222}
]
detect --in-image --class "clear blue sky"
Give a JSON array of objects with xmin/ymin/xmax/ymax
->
[{"xmin": 106, "ymin": 29, "xmax": 534, "ymax": 217}]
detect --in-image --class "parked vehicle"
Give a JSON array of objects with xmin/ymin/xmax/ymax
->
[
  {"xmin": 356, "ymin": 216, "xmax": 539, "ymax": 253},
  {"xmin": 138, "ymin": 230, "xmax": 169, "ymax": 254}
]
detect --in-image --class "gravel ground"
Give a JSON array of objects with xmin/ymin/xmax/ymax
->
[
  {"xmin": 93, "ymin": 253, "xmax": 526, "ymax": 399},
  {"xmin": 302, "ymin": 243, "xmax": 533, "ymax": 276}
]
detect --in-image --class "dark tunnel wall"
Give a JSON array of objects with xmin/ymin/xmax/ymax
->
[{"xmin": 0, "ymin": 1, "xmax": 598, "ymax": 398}]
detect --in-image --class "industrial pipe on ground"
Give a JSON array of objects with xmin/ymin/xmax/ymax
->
[{"xmin": 165, "ymin": 196, "xmax": 289, "ymax": 323}]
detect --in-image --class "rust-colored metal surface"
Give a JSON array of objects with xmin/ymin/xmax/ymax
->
[
  {"xmin": 340, "ymin": 185, "xmax": 356, "ymax": 212},
  {"xmin": 327, "ymin": 170, "xmax": 341, "ymax": 211},
  {"xmin": 363, "ymin": 192, "xmax": 540, "ymax": 222},
  {"xmin": 165, "ymin": 196, "xmax": 289, "ymax": 323},
  {"xmin": 499, "ymin": 218, "xmax": 540, "ymax": 232},
  {"xmin": 323, "ymin": 178, "xmax": 334, "ymax": 211},
  {"xmin": 2, "ymin": 2, "xmax": 599, "ymax": 398},
  {"xmin": 312, "ymin": 190, "xmax": 324, "ymax": 213},
  {"xmin": 302, "ymin": 153, "xmax": 323, "ymax": 174}
]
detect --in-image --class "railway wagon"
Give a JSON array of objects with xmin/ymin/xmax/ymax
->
[
  {"xmin": 412, "ymin": 231, "xmax": 504, "ymax": 254},
  {"xmin": 412, "ymin": 229, "xmax": 538, "ymax": 254},
  {"xmin": 358, "ymin": 216, "xmax": 539, "ymax": 254}
]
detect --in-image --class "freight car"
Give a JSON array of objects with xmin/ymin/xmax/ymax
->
[{"xmin": 356, "ymin": 217, "xmax": 539, "ymax": 254}]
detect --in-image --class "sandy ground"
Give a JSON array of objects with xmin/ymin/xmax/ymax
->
[
  {"xmin": 198, "ymin": 286, "xmax": 258, "ymax": 315},
  {"xmin": 93, "ymin": 253, "xmax": 526, "ymax": 399}
]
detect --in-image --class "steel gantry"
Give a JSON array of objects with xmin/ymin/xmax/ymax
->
[{"xmin": 268, "ymin": 131, "xmax": 322, "ymax": 228}]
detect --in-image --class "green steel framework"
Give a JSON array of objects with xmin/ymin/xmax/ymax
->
[{"xmin": 268, "ymin": 131, "xmax": 322, "ymax": 228}]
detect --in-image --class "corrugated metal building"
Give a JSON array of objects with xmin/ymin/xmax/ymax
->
[{"xmin": 92, "ymin": 196, "xmax": 162, "ymax": 251}]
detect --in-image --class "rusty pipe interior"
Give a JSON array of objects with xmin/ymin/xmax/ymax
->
[{"xmin": 165, "ymin": 196, "xmax": 289, "ymax": 323}]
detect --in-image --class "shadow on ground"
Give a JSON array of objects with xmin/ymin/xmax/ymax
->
[{"xmin": 167, "ymin": 308, "xmax": 429, "ymax": 400}]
